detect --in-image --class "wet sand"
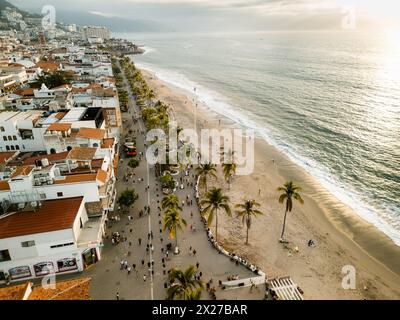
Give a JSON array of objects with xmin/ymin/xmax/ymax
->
[{"xmin": 140, "ymin": 68, "xmax": 400, "ymax": 300}]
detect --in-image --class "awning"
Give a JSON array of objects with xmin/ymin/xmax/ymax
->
[{"xmin": 267, "ymin": 276, "xmax": 304, "ymax": 300}]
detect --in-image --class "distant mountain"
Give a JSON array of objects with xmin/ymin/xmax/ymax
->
[
  {"xmin": 0, "ymin": 0, "xmax": 39, "ymax": 17},
  {"xmin": 55, "ymin": 10, "xmax": 170, "ymax": 33}
]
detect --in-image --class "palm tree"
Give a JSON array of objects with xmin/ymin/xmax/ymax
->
[
  {"xmin": 196, "ymin": 163, "xmax": 217, "ymax": 192},
  {"xmin": 161, "ymin": 194, "xmax": 181, "ymax": 211},
  {"xmin": 277, "ymin": 181, "xmax": 304, "ymax": 240},
  {"xmin": 166, "ymin": 266, "xmax": 204, "ymax": 300},
  {"xmin": 163, "ymin": 208, "xmax": 187, "ymax": 250},
  {"xmin": 235, "ymin": 199, "xmax": 263, "ymax": 245},
  {"xmin": 222, "ymin": 163, "xmax": 237, "ymax": 189},
  {"xmin": 200, "ymin": 187, "xmax": 231, "ymax": 242}
]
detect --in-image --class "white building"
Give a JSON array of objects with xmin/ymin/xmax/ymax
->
[
  {"xmin": 81, "ymin": 26, "xmax": 110, "ymax": 42},
  {"xmin": 0, "ymin": 111, "xmax": 47, "ymax": 152},
  {"xmin": 0, "ymin": 197, "xmax": 105, "ymax": 283}
]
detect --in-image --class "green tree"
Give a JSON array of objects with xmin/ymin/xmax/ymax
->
[
  {"xmin": 235, "ymin": 199, "xmax": 263, "ymax": 245},
  {"xmin": 222, "ymin": 163, "xmax": 237, "ymax": 189},
  {"xmin": 200, "ymin": 187, "xmax": 231, "ymax": 242},
  {"xmin": 117, "ymin": 189, "xmax": 138, "ymax": 210},
  {"xmin": 32, "ymin": 71, "xmax": 73, "ymax": 88},
  {"xmin": 128, "ymin": 158, "xmax": 139, "ymax": 169},
  {"xmin": 166, "ymin": 266, "xmax": 204, "ymax": 300},
  {"xmin": 161, "ymin": 195, "xmax": 181, "ymax": 211},
  {"xmin": 278, "ymin": 181, "xmax": 304, "ymax": 240},
  {"xmin": 160, "ymin": 173, "xmax": 176, "ymax": 190},
  {"xmin": 196, "ymin": 163, "xmax": 217, "ymax": 192},
  {"xmin": 163, "ymin": 208, "xmax": 187, "ymax": 249}
]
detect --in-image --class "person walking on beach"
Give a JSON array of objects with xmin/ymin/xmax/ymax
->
[
  {"xmin": 143, "ymin": 275, "xmax": 147, "ymax": 282},
  {"xmin": 138, "ymin": 238, "xmax": 142, "ymax": 245},
  {"xmin": 116, "ymin": 292, "xmax": 120, "ymax": 300},
  {"xmin": 193, "ymin": 249, "xmax": 197, "ymax": 256}
]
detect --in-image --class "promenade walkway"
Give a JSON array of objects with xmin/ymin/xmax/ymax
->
[{"xmin": 86, "ymin": 61, "xmax": 258, "ymax": 300}]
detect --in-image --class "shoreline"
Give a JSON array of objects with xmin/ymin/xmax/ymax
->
[{"xmin": 138, "ymin": 66, "xmax": 400, "ymax": 299}]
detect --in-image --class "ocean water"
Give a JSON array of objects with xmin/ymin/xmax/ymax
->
[{"xmin": 117, "ymin": 31, "xmax": 400, "ymax": 245}]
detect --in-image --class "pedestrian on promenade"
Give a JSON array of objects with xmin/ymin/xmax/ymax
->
[
  {"xmin": 138, "ymin": 238, "xmax": 142, "ymax": 245},
  {"xmin": 193, "ymin": 249, "xmax": 197, "ymax": 256},
  {"xmin": 143, "ymin": 275, "xmax": 146, "ymax": 282},
  {"xmin": 127, "ymin": 266, "xmax": 132, "ymax": 274},
  {"xmin": 116, "ymin": 292, "xmax": 120, "ymax": 300},
  {"xmin": 141, "ymin": 259, "xmax": 145, "ymax": 266},
  {"xmin": 196, "ymin": 262, "xmax": 199, "ymax": 269}
]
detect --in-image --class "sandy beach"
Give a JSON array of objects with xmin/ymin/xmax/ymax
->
[{"xmin": 140, "ymin": 68, "xmax": 400, "ymax": 300}]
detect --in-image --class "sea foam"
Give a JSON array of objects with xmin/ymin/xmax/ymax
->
[{"xmin": 134, "ymin": 60, "xmax": 400, "ymax": 246}]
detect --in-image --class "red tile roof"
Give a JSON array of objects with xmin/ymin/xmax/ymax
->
[
  {"xmin": 10, "ymin": 165, "xmax": 34, "ymax": 178},
  {"xmin": 101, "ymin": 138, "xmax": 114, "ymax": 149},
  {"xmin": 0, "ymin": 151, "xmax": 17, "ymax": 164},
  {"xmin": 96, "ymin": 169, "xmax": 107, "ymax": 185},
  {"xmin": 14, "ymin": 88, "xmax": 34, "ymax": 96},
  {"xmin": 47, "ymin": 123, "xmax": 72, "ymax": 132},
  {"xmin": 35, "ymin": 61, "xmax": 60, "ymax": 73},
  {"xmin": 76, "ymin": 128, "xmax": 106, "ymax": 140},
  {"xmin": 53, "ymin": 173, "xmax": 97, "ymax": 185},
  {"xmin": 0, "ymin": 197, "xmax": 83, "ymax": 239},
  {"xmin": 0, "ymin": 180, "xmax": 10, "ymax": 191},
  {"xmin": 22, "ymin": 151, "xmax": 70, "ymax": 165}
]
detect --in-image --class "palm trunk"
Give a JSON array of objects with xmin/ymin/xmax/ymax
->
[
  {"xmin": 175, "ymin": 229, "xmax": 178, "ymax": 248},
  {"xmin": 246, "ymin": 226, "xmax": 249, "ymax": 245},
  {"xmin": 280, "ymin": 209, "xmax": 288, "ymax": 239},
  {"xmin": 215, "ymin": 209, "xmax": 218, "ymax": 242}
]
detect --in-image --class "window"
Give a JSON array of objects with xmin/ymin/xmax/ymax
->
[
  {"xmin": 5, "ymin": 146, "xmax": 9, "ymax": 151},
  {"xmin": 40, "ymin": 193, "xmax": 46, "ymax": 199},
  {"xmin": 57, "ymin": 192, "xmax": 63, "ymax": 197},
  {"xmin": 7, "ymin": 136, "xmax": 11, "ymax": 141},
  {"xmin": 13, "ymin": 135, "xmax": 17, "ymax": 140},
  {"xmin": 21, "ymin": 240, "xmax": 35, "ymax": 247},
  {"xmin": 50, "ymin": 242, "xmax": 73, "ymax": 249},
  {"xmin": 0, "ymin": 249, "xmax": 11, "ymax": 262},
  {"xmin": 15, "ymin": 145, "xmax": 19, "ymax": 150},
  {"xmin": 0, "ymin": 126, "xmax": 4, "ymax": 132},
  {"xmin": 10, "ymin": 145, "xmax": 14, "ymax": 150},
  {"xmin": 2, "ymin": 136, "xmax": 6, "ymax": 141}
]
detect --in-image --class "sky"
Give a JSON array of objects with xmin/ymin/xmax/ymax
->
[{"xmin": 10, "ymin": 0, "xmax": 400, "ymax": 32}]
